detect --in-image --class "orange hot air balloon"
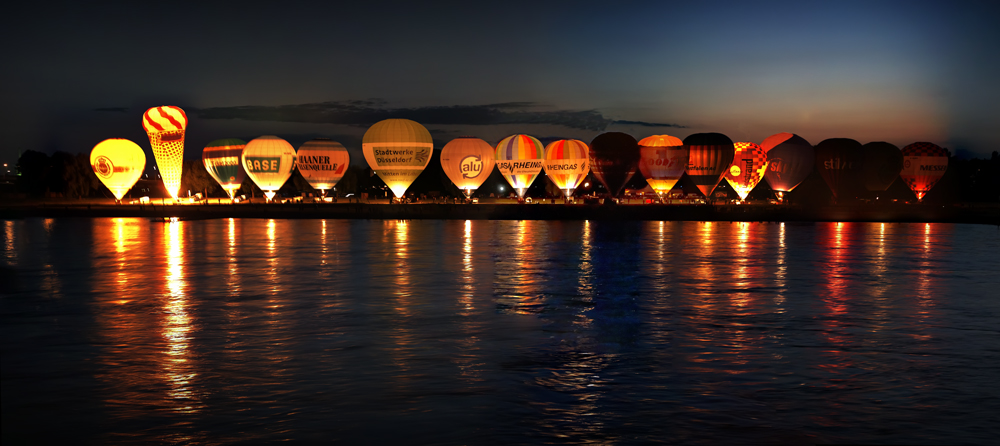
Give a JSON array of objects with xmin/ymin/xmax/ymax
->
[
  {"xmin": 441, "ymin": 137, "xmax": 495, "ymax": 198},
  {"xmin": 362, "ymin": 119, "xmax": 434, "ymax": 199},
  {"xmin": 90, "ymin": 138, "xmax": 146, "ymax": 201},
  {"xmin": 297, "ymin": 138, "xmax": 350, "ymax": 196},
  {"xmin": 637, "ymin": 135, "xmax": 687, "ymax": 197},
  {"xmin": 495, "ymin": 134, "xmax": 545, "ymax": 199},
  {"xmin": 724, "ymin": 142, "xmax": 768, "ymax": 201},
  {"xmin": 142, "ymin": 105, "xmax": 187, "ymax": 200},
  {"xmin": 684, "ymin": 133, "xmax": 734, "ymax": 197},
  {"xmin": 543, "ymin": 139, "xmax": 590, "ymax": 199},
  {"xmin": 762, "ymin": 133, "xmax": 814, "ymax": 200},
  {"xmin": 900, "ymin": 142, "xmax": 949, "ymax": 201}
]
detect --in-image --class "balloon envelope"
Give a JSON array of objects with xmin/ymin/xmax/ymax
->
[
  {"xmin": 684, "ymin": 133, "xmax": 734, "ymax": 197},
  {"xmin": 495, "ymin": 134, "xmax": 545, "ymax": 199},
  {"xmin": 242, "ymin": 135, "xmax": 297, "ymax": 201},
  {"xmin": 440, "ymin": 137, "xmax": 495, "ymax": 198},
  {"xmin": 203, "ymin": 138, "xmax": 247, "ymax": 200},
  {"xmin": 362, "ymin": 119, "xmax": 433, "ymax": 199},
  {"xmin": 900, "ymin": 142, "xmax": 948, "ymax": 201},
  {"xmin": 543, "ymin": 139, "xmax": 590, "ymax": 198},
  {"xmin": 814, "ymin": 138, "xmax": 864, "ymax": 201},
  {"xmin": 91, "ymin": 138, "xmax": 146, "ymax": 201},
  {"xmin": 142, "ymin": 105, "xmax": 187, "ymax": 200},
  {"xmin": 861, "ymin": 141, "xmax": 903, "ymax": 192},
  {"xmin": 298, "ymin": 138, "xmax": 350, "ymax": 194},
  {"xmin": 724, "ymin": 142, "xmax": 769, "ymax": 201},
  {"xmin": 762, "ymin": 132, "xmax": 814, "ymax": 193},
  {"xmin": 589, "ymin": 132, "xmax": 640, "ymax": 197},
  {"xmin": 637, "ymin": 135, "xmax": 687, "ymax": 195}
]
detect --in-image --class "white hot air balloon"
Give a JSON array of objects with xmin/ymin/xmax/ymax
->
[{"xmin": 362, "ymin": 119, "xmax": 433, "ymax": 200}]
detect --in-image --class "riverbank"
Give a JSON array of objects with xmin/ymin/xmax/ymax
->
[{"xmin": 1, "ymin": 199, "xmax": 997, "ymax": 224}]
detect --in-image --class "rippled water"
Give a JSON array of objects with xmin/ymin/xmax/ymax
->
[{"xmin": 2, "ymin": 218, "xmax": 999, "ymax": 444}]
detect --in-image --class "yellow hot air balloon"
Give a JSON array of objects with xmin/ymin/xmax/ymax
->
[
  {"xmin": 440, "ymin": 137, "xmax": 495, "ymax": 198},
  {"xmin": 362, "ymin": 119, "xmax": 433, "ymax": 200},
  {"xmin": 543, "ymin": 139, "xmax": 590, "ymax": 199},
  {"xmin": 142, "ymin": 105, "xmax": 187, "ymax": 200},
  {"xmin": 242, "ymin": 135, "xmax": 297, "ymax": 202},
  {"xmin": 90, "ymin": 138, "xmax": 146, "ymax": 201},
  {"xmin": 297, "ymin": 138, "xmax": 350, "ymax": 196}
]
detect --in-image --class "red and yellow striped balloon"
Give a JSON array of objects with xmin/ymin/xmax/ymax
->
[
  {"xmin": 543, "ymin": 139, "xmax": 589, "ymax": 198},
  {"xmin": 495, "ymin": 134, "xmax": 544, "ymax": 199},
  {"xmin": 724, "ymin": 142, "xmax": 769, "ymax": 201},
  {"xmin": 142, "ymin": 105, "xmax": 187, "ymax": 200}
]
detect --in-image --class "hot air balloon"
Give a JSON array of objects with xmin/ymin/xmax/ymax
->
[
  {"xmin": 543, "ymin": 139, "xmax": 590, "ymax": 199},
  {"xmin": 90, "ymin": 138, "xmax": 146, "ymax": 201},
  {"xmin": 589, "ymin": 132, "xmax": 639, "ymax": 198},
  {"xmin": 900, "ymin": 142, "xmax": 949, "ymax": 201},
  {"xmin": 684, "ymin": 133, "xmax": 734, "ymax": 198},
  {"xmin": 761, "ymin": 132, "xmax": 813, "ymax": 201},
  {"xmin": 242, "ymin": 135, "xmax": 297, "ymax": 202},
  {"xmin": 861, "ymin": 141, "xmax": 903, "ymax": 193},
  {"xmin": 362, "ymin": 119, "xmax": 433, "ymax": 200},
  {"xmin": 203, "ymin": 138, "xmax": 247, "ymax": 200},
  {"xmin": 815, "ymin": 138, "xmax": 864, "ymax": 202},
  {"xmin": 142, "ymin": 105, "xmax": 187, "ymax": 200},
  {"xmin": 297, "ymin": 138, "xmax": 350, "ymax": 196},
  {"xmin": 495, "ymin": 134, "xmax": 545, "ymax": 199},
  {"xmin": 440, "ymin": 137, "xmax": 495, "ymax": 198},
  {"xmin": 637, "ymin": 135, "xmax": 687, "ymax": 198},
  {"xmin": 724, "ymin": 142, "xmax": 768, "ymax": 201}
]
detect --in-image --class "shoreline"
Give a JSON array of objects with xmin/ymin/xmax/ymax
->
[{"xmin": 1, "ymin": 200, "xmax": 997, "ymax": 224}]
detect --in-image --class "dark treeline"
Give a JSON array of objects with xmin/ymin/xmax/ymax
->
[{"xmin": 11, "ymin": 149, "xmax": 1000, "ymax": 203}]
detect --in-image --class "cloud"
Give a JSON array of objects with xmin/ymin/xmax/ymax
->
[{"xmin": 191, "ymin": 101, "xmax": 684, "ymax": 132}]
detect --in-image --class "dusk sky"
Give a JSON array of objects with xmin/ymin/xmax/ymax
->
[{"xmin": 4, "ymin": 0, "xmax": 998, "ymax": 167}]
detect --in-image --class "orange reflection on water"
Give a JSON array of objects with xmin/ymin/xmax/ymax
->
[
  {"xmin": 817, "ymin": 222, "xmax": 854, "ymax": 373},
  {"xmin": 161, "ymin": 220, "xmax": 201, "ymax": 413}
]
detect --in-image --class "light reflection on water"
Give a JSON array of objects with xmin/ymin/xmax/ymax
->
[{"xmin": 2, "ymin": 219, "xmax": 999, "ymax": 445}]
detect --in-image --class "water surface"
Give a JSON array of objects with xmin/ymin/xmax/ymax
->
[{"xmin": 2, "ymin": 219, "xmax": 998, "ymax": 444}]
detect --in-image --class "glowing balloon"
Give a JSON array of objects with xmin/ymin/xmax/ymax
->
[
  {"xmin": 203, "ymin": 139, "xmax": 247, "ymax": 200},
  {"xmin": 815, "ymin": 138, "xmax": 864, "ymax": 201},
  {"xmin": 297, "ymin": 138, "xmax": 350, "ymax": 195},
  {"xmin": 762, "ymin": 132, "xmax": 814, "ymax": 197},
  {"xmin": 900, "ymin": 142, "xmax": 949, "ymax": 201},
  {"xmin": 441, "ymin": 137, "xmax": 495, "ymax": 198},
  {"xmin": 724, "ymin": 142, "xmax": 769, "ymax": 201},
  {"xmin": 242, "ymin": 135, "xmax": 297, "ymax": 201},
  {"xmin": 861, "ymin": 141, "xmax": 903, "ymax": 193},
  {"xmin": 362, "ymin": 119, "xmax": 433, "ymax": 199},
  {"xmin": 543, "ymin": 139, "xmax": 590, "ymax": 198},
  {"xmin": 684, "ymin": 133, "xmax": 734, "ymax": 197},
  {"xmin": 90, "ymin": 138, "xmax": 146, "ymax": 201},
  {"xmin": 142, "ymin": 105, "xmax": 187, "ymax": 200},
  {"xmin": 495, "ymin": 134, "xmax": 545, "ymax": 199},
  {"xmin": 589, "ymin": 132, "xmax": 640, "ymax": 197},
  {"xmin": 637, "ymin": 135, "xmax": 688, "ymax": 196}
]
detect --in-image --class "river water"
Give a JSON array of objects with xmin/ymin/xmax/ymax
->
[{"xmin": 2, "ymin": 218, "xmax": 998, "ymax": 444}]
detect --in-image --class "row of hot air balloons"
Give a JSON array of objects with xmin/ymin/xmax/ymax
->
[{"xmin": 87, "ymin": 106, "xmax": 950, "ymax": 203}]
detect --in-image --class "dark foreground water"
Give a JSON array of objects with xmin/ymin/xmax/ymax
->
[{"xmin": 2, "ymin": 218, "xmax": 998, "ymax": 445}]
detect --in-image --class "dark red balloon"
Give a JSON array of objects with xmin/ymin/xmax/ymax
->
[
  {"xmin": 762, "ymin": 132, "xmax": 814, "ymax": 193},
  {"xmin": 589, "ymin": 132, "xmax": 640, "ymax": 197},
  {"xmin": 683, "ymin": 132, "xmax": 734, "ymax": 197},
  {"xmin": 861, "ymin": 141, "xmax": 903, "ymax": 192},
  {"xmin": 815, "ymin": 138, "xmax": 864, "ymax": 201}
]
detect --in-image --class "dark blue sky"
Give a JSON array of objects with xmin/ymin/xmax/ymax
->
[{"xmin": 3, "ymin": 0, "xmax": 997, "ymax": 167}]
